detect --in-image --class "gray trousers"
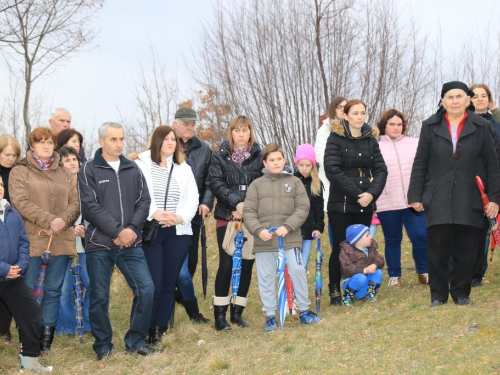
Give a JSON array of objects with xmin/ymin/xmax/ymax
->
[{"xmin": 255, "ymin": 248, "xmax": 311, "ymax": 316}]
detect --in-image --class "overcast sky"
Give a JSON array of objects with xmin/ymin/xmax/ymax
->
[{"xmin": 0, "ymin": 0, "xmax": 498, "ymax": 138}]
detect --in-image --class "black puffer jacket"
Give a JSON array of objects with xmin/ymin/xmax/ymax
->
[
  {"xmin": 294, "ymin": 170, "xmax": 325, "ymax": 240},
  {"xmin": 208, "ymin": 140, "xmax": 263, "ymax": 221},
  {"xmin": 324, "ymin": 120, "xmax": 387, "ymax": 213},
  {"xmin": 183, "ymin": 136, "xmax": 214, "ymax": 210}
]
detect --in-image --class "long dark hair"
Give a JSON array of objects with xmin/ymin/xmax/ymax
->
[{"xmin": 149, "ymin": 125, "xmax": 185, "ymax": 165}]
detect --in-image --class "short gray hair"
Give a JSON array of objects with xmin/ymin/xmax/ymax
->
[
  {"xmin": 98, "ymin": 122, "xmax": 123, "ymax": 139},
  {"xmin": 51, "ymin": 107, "xmax": 70, "ymax": 120}
]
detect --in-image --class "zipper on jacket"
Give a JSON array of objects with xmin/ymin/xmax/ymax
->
[
  {"xmin": 392, "ymin": 139, "xmax": 407, "ymax": 205},
  {"xmin": 344, "ymin": 196, "xmax": 347, "ymax": 213},
  {"xmin": 116, "ymin": 170, "xmax": 125, "ymax": 248}
]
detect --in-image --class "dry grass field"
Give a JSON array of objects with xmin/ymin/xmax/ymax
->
[{"xmin": 2, "ymin": 218, "xmax": 500, "ymax": 374}]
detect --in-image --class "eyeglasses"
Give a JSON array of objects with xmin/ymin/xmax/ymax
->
[
  {"xmin": 37, "ymin": 140, "xmax": 54, "ymax": 146},
  {"xmin": 336, "ymin": 105, "xmax": 345, "ymax": 110}
]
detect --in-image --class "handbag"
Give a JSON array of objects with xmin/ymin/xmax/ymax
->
[
  {"xmin": 222, "ymin": 219, "xmax": 255, "ymax": 260},
  {"xmin": 142, "ymin": 163, "xmax": 174, "ymax": 245}
]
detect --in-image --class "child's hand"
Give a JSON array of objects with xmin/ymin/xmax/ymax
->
[
  {"xmin": 311, "ymin": 230, "xmax": 322, "ymax": 239},
  {"xmin": 275, "ymin": 226, "xmax": 288, "ymax": 237},
  {"xmin": 363, "ymin": 264, "xmax": 377, "ymax": 274},
  {"xmin": 259, "ymin": 230, "xmax": 273, "ymax": 241}
]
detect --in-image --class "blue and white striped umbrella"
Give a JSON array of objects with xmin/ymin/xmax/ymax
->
[
  {"xmin": 268, "ymin": 227, "xmax": 286, "ymax": 330},
  {"xmin": 314, "ymin": 237, "xmax": 324, "ymax": 313}
]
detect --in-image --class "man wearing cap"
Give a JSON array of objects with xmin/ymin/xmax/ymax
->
[
  {"xmin": 173, "ymin": 107, "xmax": 214, "ymax": 277},
  {"xmin": 408, "ymin": 81, "xmax": 500, "ymax": 307}
]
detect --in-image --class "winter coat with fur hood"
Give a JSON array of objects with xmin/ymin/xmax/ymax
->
[{"xmin": 324, "ymin": 120, "xmax": 387, "ymax": 214}]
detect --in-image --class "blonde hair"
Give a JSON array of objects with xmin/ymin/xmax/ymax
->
[
  {"xmin": 0, "ymin": 135, "xmax": 21, "ymax": 164},
  {"xmin": 310, "ymin": 168, "xmax": 321, "ymax": 196}
]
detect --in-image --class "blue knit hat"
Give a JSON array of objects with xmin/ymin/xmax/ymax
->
[{"xmin": 346, "ymin": 224, "xmax": 369, "ymax": 245}]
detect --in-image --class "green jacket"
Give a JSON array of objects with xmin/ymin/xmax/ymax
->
[
  {"xmin": 243, "ymin": 167, "xmax": 310, "ymax": 253},
  {"xmin": 491, "ymin": 108, "xmax": 500, "ymax": 123}
]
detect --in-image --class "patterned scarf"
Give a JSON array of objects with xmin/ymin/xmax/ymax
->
[
  {"xmin": 231, "ymin": 144, "xmax": 251, "ymax": 166},
  {"xmin": 33, "ymin": 153, "xmax": 54, "ymax": 173}
]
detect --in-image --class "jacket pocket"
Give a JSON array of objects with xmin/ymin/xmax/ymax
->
[{"xmin": 422, "ymin": 181, "xmax": 434, "ymax": 211}]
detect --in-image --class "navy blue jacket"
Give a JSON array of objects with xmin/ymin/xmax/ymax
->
[
  {"xmin": 0, "ymin": 206, "xmax": 30, "ymax": 282},
  {"xmin": 78, "ymin": 149, "xmax": 151, "ymax": 252}
]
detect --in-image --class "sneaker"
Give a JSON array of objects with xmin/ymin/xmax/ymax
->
[
  {"xmin": 365, "ymin": 295, "xmax": 377, "ymax": 303},
  {"xmin": 19, "ymin": 354, "xmax": 53, "ymax": 373},
  {"xmin": 388, "ymin": 277, "xmax": 401, "ymax": 287},
  {"xmin": 131, "ymin": 345, "xmax": 164, "ymax": 356},
  {"xmin": 265, "ymin": 316, "xmax": 278, "ymax": 332},
  {"xmin": 299, "ymin": 310, "xmax": 322, "ymax": 325},
  {"xmin": 455, "ymin": 297, "xmax": 473, "ymax": 306},
  {"xmin": 418, "ymin": 273, "xmax": 429, "ymax": 284}
]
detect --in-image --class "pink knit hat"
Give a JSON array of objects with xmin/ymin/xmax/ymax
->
[{"xmin": 295, "ymin": 143, "xmax": 316, "ymax": 168}]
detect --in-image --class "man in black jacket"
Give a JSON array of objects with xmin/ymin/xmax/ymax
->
[
  {"xmin": 173, "ymin": 107, "xmax": 214, "ymax": 276},
  {"xmin": 78, "ymin": 122, "xmax": 160, "ymax": 360}
]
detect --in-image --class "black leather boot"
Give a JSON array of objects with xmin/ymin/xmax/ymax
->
[
  {"xmin": 329, "ymin": 283, "xmax": 343, "ymax": 306},
  {"xmin": 213, "ymin": 296, "xmax": 231, "ymax": 331},
  {"xmin": 40, "ymin": 325, "xmax": 55, "ymax": 352},
  {"xmin": 182, "ymin": 299, "xmax": 209, "ymax": 324},
  {"xmin": 229, "ymin": 296, "xmax": 249, "ymax": 327},
  {"xmin": 146, "ymin": 326, "xmax": 162, "ymax": 346}
]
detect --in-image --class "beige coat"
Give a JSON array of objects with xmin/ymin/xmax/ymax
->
[
  {"xmin": 243, "ymin": 167, "xmax": 310, "ymax": 253},
  {"xmin": 9, "ymin": 151, "xmax": 79, "ymax": 257}
]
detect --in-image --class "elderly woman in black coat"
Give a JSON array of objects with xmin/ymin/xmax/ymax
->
[
  {"xmin": 324, "ymin": 99, "xmax": 387, "ymax": 305},
  {"xmin": 408, "ymin": 81, "xmax": 500, "ymax": 307}
]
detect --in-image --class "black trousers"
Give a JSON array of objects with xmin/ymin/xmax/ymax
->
[
  {"xmin": 0, "ymin": 298, "xmax": 12, "ymax": 336},
  {"xmin": 327, "ymin": 211, "xmax": 372, "ymax": 288},
  {"xmin": 0, "ymin": 278, "xmax": 41, "ymax": 357},
  {"xmin": 214, "ymin": 226, "xmax": 254, "ymax": 298},
  {"xmin": 472, "ymin": 217, "xmax": 489, "ymax": 281},
  {"xmin": 188, "ymin": 213, "xmax": 202, "ymax": 277},
  {"xmin": 428, "ymin": 224, "xmax": 482, "ymax": 302}
]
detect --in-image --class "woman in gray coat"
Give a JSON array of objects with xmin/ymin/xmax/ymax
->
[{"xmin": 408, "ymin": 81, "xmax": 500, "ymax": 307}]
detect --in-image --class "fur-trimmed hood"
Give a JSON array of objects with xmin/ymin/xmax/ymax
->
[{"xmin": 331, "ymin": 119, "xmax": 379, "ymax": 139}]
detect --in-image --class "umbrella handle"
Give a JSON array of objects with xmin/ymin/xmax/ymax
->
[
  {"xmin": 37, "ymin": 229, "xmax": 54, "ymax": 252},
  {"xmin": 268, "ymin": 227, "xmax": 283, "ymax": 248}
]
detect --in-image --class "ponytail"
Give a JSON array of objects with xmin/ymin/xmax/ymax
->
[{"xmin": 310, "ymin": 168, "xmax": 321, "ymax": 196}]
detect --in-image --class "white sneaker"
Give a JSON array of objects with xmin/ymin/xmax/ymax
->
[
  {"xmin": 19, "ymin": 354, "xmax": 53, "ymax": 373},
  {"xmin": 387, "ymin": 277, "xmax": 402, "ymax": 287}
]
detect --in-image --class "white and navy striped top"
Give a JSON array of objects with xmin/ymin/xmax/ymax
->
[{"xmin": 151, "ymin": 162, "xmax": 181, "ymax": 213}]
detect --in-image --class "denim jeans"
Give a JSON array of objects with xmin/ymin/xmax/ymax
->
[
  {"xmin": 301, "ymin": 239, "xmax": 313, "ymax": 271},
  {"xmin": 24, "ymin": 255, "xmax": 69, "ymax": 326},
  {"xmin": 55, "ymin": 253, "xmax": 91, "ymax": 336},
  {"xmin": 143, "ymin": 226, "xmax": 191, "ymax": 327},
  {"xmin": 86, "ymin": 247, "xmax": 154, "ymax": 355},
  {"xmin": 342, "ymin": 269, "xmax": 383, "ymax": 299},
  {"xmin": 177, "ymin": 254, "xmax": 196, "ymax": 301},
  {"xmin": 378, "ymin": 208, "xmax": 428, "ymax": 277}
]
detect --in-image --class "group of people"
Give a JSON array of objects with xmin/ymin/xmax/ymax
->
[{"xmin": 1, "ymin": 79, "xmax": 500, "ymax": 372}]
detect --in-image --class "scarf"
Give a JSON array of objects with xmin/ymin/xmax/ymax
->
[
  {"xmin": 231, "ymin": 144, "xmax": 251, "ymax": 166},
  {"xmin": 33, "ymin": 153, "xmax": 54, "ymax": 173}
]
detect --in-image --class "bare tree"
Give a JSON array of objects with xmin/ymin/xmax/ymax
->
[
  {"xmin": 191, "ymin": 0, "xmax": 436, "ymax": 162},
  {"xmin": 0, "ymin": 0, "xmax": 103, "ymax": 145}
]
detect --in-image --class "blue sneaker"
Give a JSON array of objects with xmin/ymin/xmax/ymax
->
[
  {"xmin": 265, "ymin": 316, "xmax": 278, "ymax": 332},
  {"xmin": 299, "ymin": 310, "xmax": 322, "ymax": 325}
]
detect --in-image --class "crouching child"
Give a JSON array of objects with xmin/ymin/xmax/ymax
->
[
  {"xmin": 340, "ymin": 224, "xmax": 385, "ymax": 307},
  {"xmin": 243, "ymin": 143, "xmax": 322, "ymax": 332}
]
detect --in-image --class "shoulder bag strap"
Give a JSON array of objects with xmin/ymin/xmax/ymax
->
[{"xmin": 163, "ymin": 163, "xmax": 174, "ymax": 210}]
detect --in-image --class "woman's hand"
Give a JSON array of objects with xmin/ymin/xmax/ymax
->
[
  {"xmin": 311, "ymin": 230, "xmax": 322, "ymax": 239},
  {"xmin": 232, "ymin": 210, "xmax": 243, "ymax": 220},
  {"xmin": 486, "ymin": 202, "xmax": 499, "ymax": 219},
  {"xmin": 50, "ymin": 217, "xmax": 66, "ymax": 235},
  {"xmin": 236, "ymin": 202, "xmax": 244, "ymax": 215},
  {"xmin": 6, "ymin": 265, "xmax": 21, "ymax": 279},
  {"xmin": 74, "ymin": 224, "xmax": 85, "ymax": 238},
  {"xmin": 410, "ymin": 202, "xmax": 424, "ymax": 212},
  {"xmin": 357, "ymin": 192, "xmax": 373, "ymax": 208}
]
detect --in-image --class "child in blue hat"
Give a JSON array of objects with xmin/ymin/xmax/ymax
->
[{"xmin": 339, "ymin": 224, "xmax": 385, "ymax": 307}]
